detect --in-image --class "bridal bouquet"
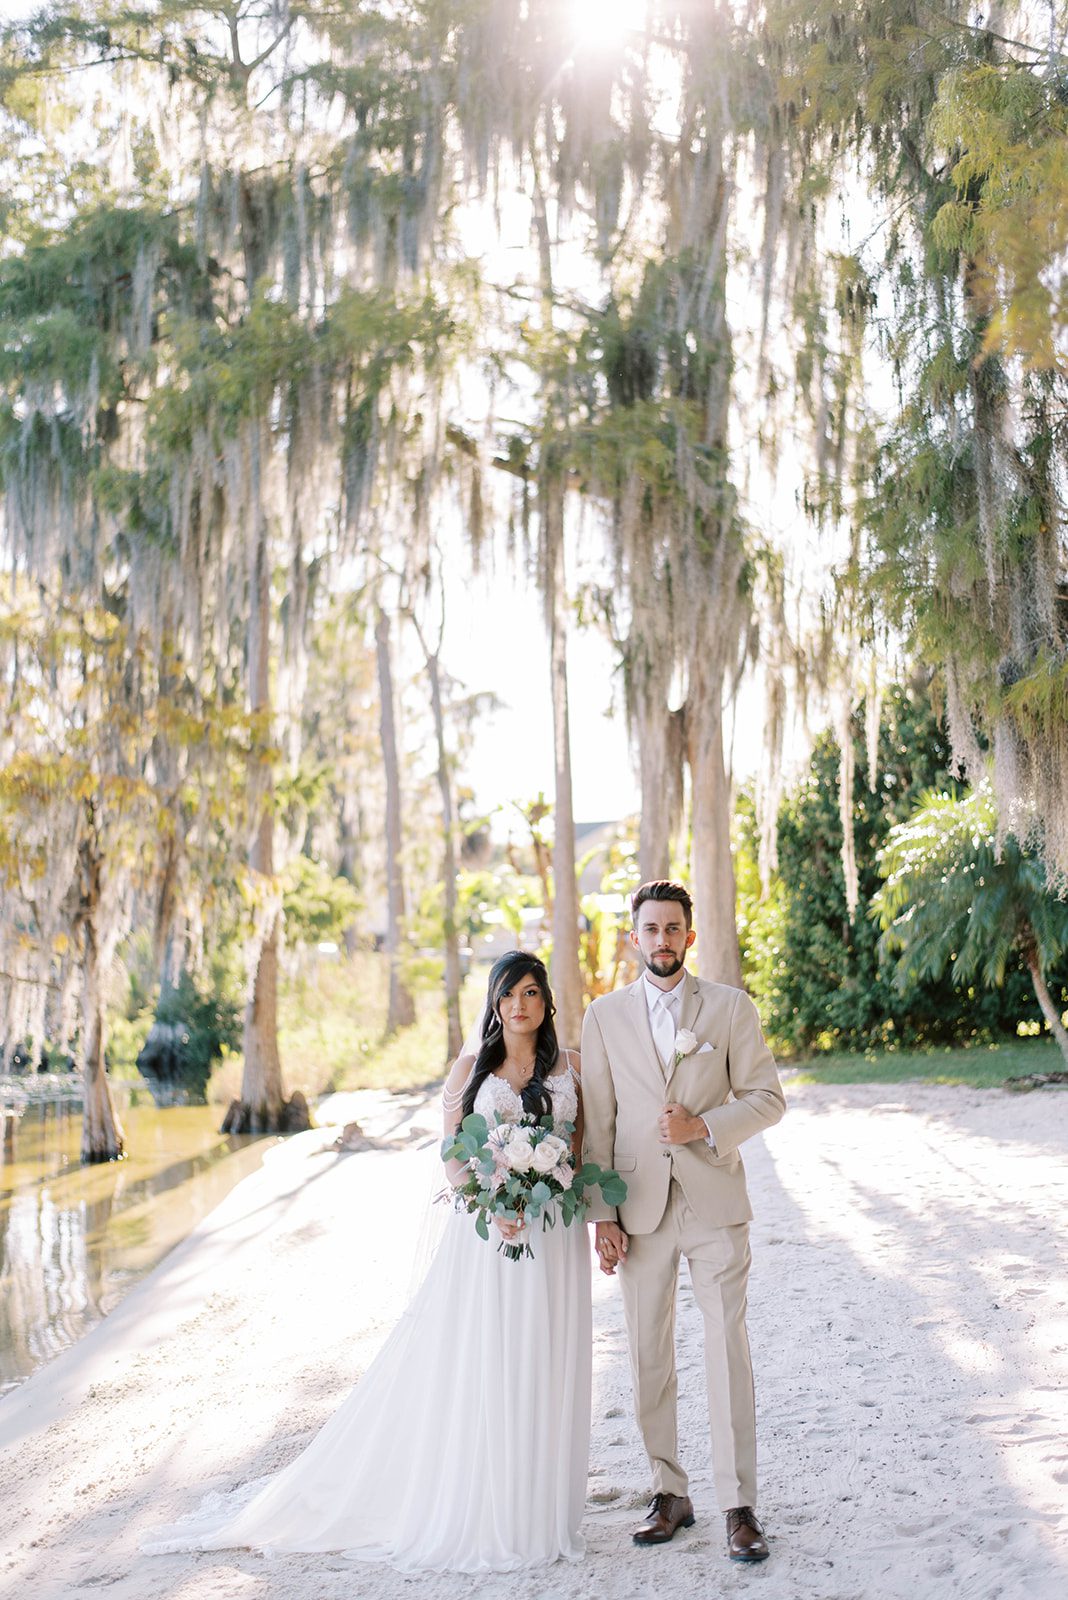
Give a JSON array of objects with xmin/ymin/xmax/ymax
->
[{"xmin": 442, "ymin": 1112, "xmax": 628, "ymax": 1261}]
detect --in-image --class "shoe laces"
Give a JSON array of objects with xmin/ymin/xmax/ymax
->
[{"xmin": 727, "ymin": 1507, "xmax": 762, "ymax": 1535}]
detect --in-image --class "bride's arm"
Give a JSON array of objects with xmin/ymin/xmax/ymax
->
[{"xmin": 441, "ymin": 1053, "xmax": 476, "ymax": 1186}]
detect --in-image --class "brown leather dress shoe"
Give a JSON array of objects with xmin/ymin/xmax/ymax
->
[
  {"xmin": 726, "ymin": 1506, "xmax": 769, "ymax": 1562},
  {"xmin": 632, "ymin": 1492, "xmax": 695, "ymax": 1544}
]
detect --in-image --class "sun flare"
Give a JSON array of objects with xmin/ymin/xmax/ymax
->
[{"xmin": 568, "ymin": 0, "xmax": 648, "ymax": 54}]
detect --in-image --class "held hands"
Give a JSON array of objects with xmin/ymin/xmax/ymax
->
[
  {"xmin": 595, "ymin": 1221, "xmax": 628, "ymax": 1275},
  {"xmin": 494, "ymin": 1215, "xmax": 522, "ymax": 1242},
  {"xmin": 658, "ymin": 1103, "xmax": 707, "ymax": 1145}
]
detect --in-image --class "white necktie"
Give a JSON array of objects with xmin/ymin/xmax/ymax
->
[{"xmin": 651, "ymin": 989, "xmax": 679, "ymax": 1068}]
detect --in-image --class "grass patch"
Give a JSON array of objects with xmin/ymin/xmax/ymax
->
[
  {"xmin": 788, "ymin": 1036, "xmax": 1065, "ymax": 1089},
  {"xmin": 206, "ymin": 951, "xmax": 486, "ymax": 1104}
]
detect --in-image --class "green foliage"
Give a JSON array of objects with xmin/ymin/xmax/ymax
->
[
  {"xmin": 0, "ymin": 203, "xmax": 197, "ymax": 331},
  {"xmin": 574, "ymin": 255, "xmax": 735, "ymax": 505},
  {"xmin": 110, "ymin": 927, "xmax": 244, "ymax": 1096},
  {"xmin": 5, "ymin": 0, "xmax": 1064, "ymax": 1105},
  {"xmin": 874, "ymin": 783, "xmax": 1068, "ymax": 990},
  {"xmin": 455, "ymin": 866, "xmax": 540, "ymax": 941},
  {"xmin": 281, "ymin": 854, "xmax": 360, "ymax": 949},
  {"xmin": 410, "ymin": 865, "xmax": 542, "ymax": 978},
  {"xmin": 740, "ymin": 684, "xmax": 1050, "ymax": 1054},
  {"xmin": 441, "ymin": 1109, "xmax": 628, "ymax": 1258},
  {"xmin": 147, "ymin": 970, "xmax": 243, "ymax": 1103},
  {"xmin": 1002, "ymin": 650, "xmax": 1068, "ymax": 737},
  {"xmin": 863, "ymin": 408, "xmax": 1000, "ymax": 698},
  {"xmin": 214, "ymin": 954, "xmax": 489, "ymax": 1105},
  {"xmin": 0, "ymin": 205, "xmax": 205, "ymax": 453},
  {"xmin": 929, "ymin": 61, "xmax": 1068, "ymax": 369},
  {"xmin": 764, "ymin": 4, "xmax": 1068, "ymax": 887},
  {"xmin": 0, "ymin": 580, "xmax": 254, "ymax": 1076},
  {"xmin": 105, "ymin": 1007, "xmax": 154, "ymax": 1081}
]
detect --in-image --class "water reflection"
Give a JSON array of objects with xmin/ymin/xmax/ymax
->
[{"xmin": 0, "ymin": 1096, "xmax": 270, "ymax": 1394}]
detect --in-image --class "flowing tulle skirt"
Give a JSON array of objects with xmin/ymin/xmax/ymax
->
[{"xmin": 142, "ymin": 1207, "xmax": 593, "ymax": 1573}]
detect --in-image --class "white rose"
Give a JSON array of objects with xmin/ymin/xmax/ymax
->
[
  {"xmin": 674, "ymin": 1028, "xmax": 698, "ymax": 1058},
  {"xmin": 551, "ymin": 1163, "xmax": 573, "ymax": 1190},
  {"xmin": 531, "ymin": 1134, "xmax": 567, "ymax": 1172},
  {"xmin": 531, "ymin": 1140, "xmax": 560, "ymax": 1173},
  {"xmin": 505, "ymin": 1136, "xmax": 535, "ymax": 1172}
]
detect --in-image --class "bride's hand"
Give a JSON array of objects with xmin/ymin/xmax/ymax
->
[{"xmin": 494, "ymin": 1215, "xmax": 522, "ymax": 1241}]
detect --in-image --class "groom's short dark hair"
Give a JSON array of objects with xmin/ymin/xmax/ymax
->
[{"xmin": 631, "ymin": 880, "xmax": 693, "ymax": 929}]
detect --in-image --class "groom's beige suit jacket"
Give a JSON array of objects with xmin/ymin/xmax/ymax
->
[{"xmin": 581, "ymin": 972, "xmax": 786, "ymax": 1235}]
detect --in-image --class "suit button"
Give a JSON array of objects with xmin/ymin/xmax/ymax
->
[{"xmin": 662, "ymin": 1150, "xmax": 671, "ymax": 1159}]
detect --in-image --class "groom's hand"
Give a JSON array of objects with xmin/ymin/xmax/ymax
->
[
  {"xmin": 659, "ymin": 1103, "xmax": 707, "ymax": 1144},
  {"xmin": 595, "ymin": 1221, "xmax": 628, "ymax": 1275}
]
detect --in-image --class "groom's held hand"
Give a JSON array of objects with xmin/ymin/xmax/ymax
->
[
  {"xmin": 595, "ymin": 1221, "xmax": 628, "ymax": 1275},
  {"xmin": 659, "ymin": 1103, "xmax": 706, "ymax": 1144}
]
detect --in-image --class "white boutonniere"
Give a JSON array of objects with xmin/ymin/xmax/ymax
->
[{"xmin": 674, "ymin": 1028, "xmax": 698, "ymax": 1067}]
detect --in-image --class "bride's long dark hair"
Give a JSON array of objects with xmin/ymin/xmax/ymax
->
[{"xmin": 460, "ymin": 951, "xmax": 559, "ymax": 1121}]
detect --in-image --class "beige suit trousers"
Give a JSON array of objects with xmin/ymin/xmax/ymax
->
[{"xmin": 619, "ymin": 1179, "xmax": 756, "ymax": 1512}]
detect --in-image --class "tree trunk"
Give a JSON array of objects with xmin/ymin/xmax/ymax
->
[
  {"xmin": 425, "ymin": 643, "xmax": 464, "ymax": 1061},
  {"xmin": 376, "ymin": 606, "xmax": 416, "ymax": 1034},
  {"xmin": 238, "ymin": 801, "xmax": 286, "ymax": 1127},
  {"xmin": 530, "ymin": 164, "xmax": 583, "ymax": 1046},
  {"xmin": 152, "ymin": 824, "xmax": 180, "ymax": 979},
  {"xmin": 634, "ymin": 688, "xmax": 685, "ymax": 884},
  {"xmin": 1024, "ymin": 943, "xmax": 1068, "ymax": 1066},
  {"xmin": 80, "ymin": 850, "xmax": 125, "ymax": 1164},
  {"xmin": 547, "ymin": 497, "xmax": 584, "ymax": 1048},
  {"xmin": 228, "ymin": 495, "xmax": 293, "ymax": 1134},
  {"xmin": 337, "ymin": 786, "xmax": 363, "ymax": 959},
  {"xmin": 686, "ymin": 670, "xmax": 743, "ymax": 986}
]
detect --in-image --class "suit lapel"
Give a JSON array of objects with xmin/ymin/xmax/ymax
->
[
  {"xmin": 628, "ymin": 978, "xmax": 667, "ymax": 1083},
  {"xmin": 678, "ymin": 971, "xmax": 705, "ymax": 1036}
]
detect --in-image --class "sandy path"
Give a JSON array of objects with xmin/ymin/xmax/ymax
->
[{"xmin": 0, "ymin": 1081, "xmax": 1065, "ymax": 1600}]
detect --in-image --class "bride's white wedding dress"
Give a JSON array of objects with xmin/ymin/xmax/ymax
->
[{"xmin": 142, "ymin": 1065, "xmax": 592, "ymax": 1573}]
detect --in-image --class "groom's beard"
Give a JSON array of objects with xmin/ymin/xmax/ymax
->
[{"xmin": 643, "ymin": 952, "xmax": 685, "ymax": 978}]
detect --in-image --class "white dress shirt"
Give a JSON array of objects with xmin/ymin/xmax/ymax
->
[
  {"xmin": 642, "ymin": 974, "xmax": 716, "ymax": 1148},
  {"xmin": 644, "ymin": 973, "xmax": 680, "ymax": 1068}
]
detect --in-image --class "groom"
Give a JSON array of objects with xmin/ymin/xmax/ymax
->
[{"xmin": 581, "ymin": 880, "xmax": 785, "ymax": 1563}]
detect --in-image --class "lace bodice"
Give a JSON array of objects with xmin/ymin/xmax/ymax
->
[{"xmin": 473, "ymin": 1060, "xmax": 579, "ymax": 1138}]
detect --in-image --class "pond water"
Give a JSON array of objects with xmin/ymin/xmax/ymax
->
[{"xmin": 0, "ymin": 1092, "xmax": 272, "ymax": 1395}]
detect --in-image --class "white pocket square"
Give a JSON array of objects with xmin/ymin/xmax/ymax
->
[{"xmin": 695, "ymin": 1042, "xmax": 716, "ymax": 1054}]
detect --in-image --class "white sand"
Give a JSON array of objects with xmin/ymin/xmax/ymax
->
[{"xmin": 1, "ymin": 1079, "xmax": 1066, "ymax": 1600}]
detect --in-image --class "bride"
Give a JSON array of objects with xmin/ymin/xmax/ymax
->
[{"xmin": 142, "ymin": 951, "xmax": 592, "ymax": 1573}]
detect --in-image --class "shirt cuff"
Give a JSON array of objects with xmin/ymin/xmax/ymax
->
[{"xmin": 700, "ymin": 1114, "xmax": 717, "ymax": 1151}]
